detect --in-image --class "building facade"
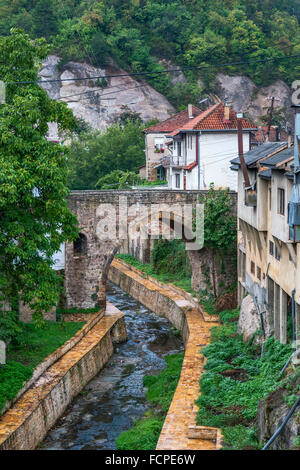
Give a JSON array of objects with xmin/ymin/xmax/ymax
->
[
  {"xmin": 143, "ymin": 105, "xmax": 203, "ymax": 182},
  {"xmin": 154, "ymin": 102, "xmax": 256, "ymax": 191},
  {"xmin": 231, "ymin": 140, "xmax": 300, "ymax": 344}
]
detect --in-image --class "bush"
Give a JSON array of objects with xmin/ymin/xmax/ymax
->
[{"xmin": 196, "ymin": 308, "xmax": 293, "ymax": 449}]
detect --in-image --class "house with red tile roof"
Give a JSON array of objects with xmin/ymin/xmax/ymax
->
[
  {"xmin": 143, "ymin": 105, "xmax": 203, "ymax": 181},
  {"xmin": 153, "ymin": 102, "xmax": 257, "ymax": 191}
]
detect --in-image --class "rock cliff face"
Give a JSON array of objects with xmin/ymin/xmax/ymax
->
[
  {"xmin": 216, "ymin": 74, "xmax": 293, "ymax": 126},
  {"xmin": 258, "ymin": 386, "xmax": 300, "ymax": 450},
  {"xmin": 39, "ymin": 56, "xmax": 175, "ymax": 132},
  {"xmin": 39, "ymin": 56, "xmax": 293, "ymax": 133}
]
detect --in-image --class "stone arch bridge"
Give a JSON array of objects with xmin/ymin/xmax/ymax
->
[{"xmin": 65, "ymin": 189, "xmax": 236, "ymax": 309}]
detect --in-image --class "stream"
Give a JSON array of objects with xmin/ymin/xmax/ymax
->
[{"xmin": 41, "ymin": 281, "xmax": 184, "ymax": 450}]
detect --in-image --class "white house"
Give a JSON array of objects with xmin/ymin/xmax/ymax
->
[
  {"xmin": 155, "ymin": 102, "xmax": 256, "ymax": 191},
  {"xmin": 143, "ymin": 105, "xmax": 203, "ymax": 181}
]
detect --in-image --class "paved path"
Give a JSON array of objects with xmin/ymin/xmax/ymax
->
[
  {"xmin": 156, "ymin": 306, "xmax": 219, "ymax": 450},
  {"xmin": 110, "ymin": 259, "xmax": 220, "ymax": 451}
]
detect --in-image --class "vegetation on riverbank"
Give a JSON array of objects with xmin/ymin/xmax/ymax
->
[
  {"xmin": 0, "ymin": 321, "xmax": 85, "ymax": 414},
  {"xmin": 116, "ymin": 352, "xmax": 184, "ymax": 450},
  {"xmin": 116, "ymin": 238, "xmax": 193, "ymax": 293},
  {"xmin": 196, "ymin": 309, "xmax": 293, "ymax": 450}
]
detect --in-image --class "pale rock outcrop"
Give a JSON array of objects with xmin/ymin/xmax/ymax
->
[
  {"xmin": 39, "ymin": 56, "xmax": 175, "ymax": 132},
  {"xmin": 216, "ymin": 74, "xmax": 293, "ymax": 126},
  {"xmin": 237, "ymin": 295, "xmax": 260, "ymax": 341}
]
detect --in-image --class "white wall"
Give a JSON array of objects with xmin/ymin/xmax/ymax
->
[
  {"xmin": 195, "ymin": 132, "xmax": 250, "ymax": 191},
  {"xmin": 270, "ymin": 172, "xmax": 292, "ymax": 243},
  {"xmin": 52, "ymin": 243, "xmax": 65, "ymax": 271}
]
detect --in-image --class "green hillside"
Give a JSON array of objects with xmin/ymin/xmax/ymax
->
[{"xmin": 0, "ymin": 0, "xmax": 300, "ymax": 108}]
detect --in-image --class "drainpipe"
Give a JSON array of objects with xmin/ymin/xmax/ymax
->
[{"xmin": 292, "ymin": 289, "xmax": 296, "ymax": 345}]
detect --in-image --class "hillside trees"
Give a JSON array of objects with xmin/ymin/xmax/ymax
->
[
  {"xmin": 68, "ymin": 119, "xmax": 146, "ymax": 190},
  {"xmin": 0, "ymin": 30, "xmax": 78, "ymax": 338},
  {"xmin": 0, "ymin": 1, "xmax": 299, "ymax": 108}
]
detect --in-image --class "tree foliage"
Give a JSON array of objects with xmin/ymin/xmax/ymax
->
[
  {"xmin": 0, "ymin": 1, "xmax": 299, "ymax": 108},
  {"xmin": 68, "ymin": 119, "xmax": 146, "ymax": 190},
  {"xmin": 200, "ymin": 184, "xmax": 237, "ymax": 252},
  {"xmin": 0, "ymin": 30, "xmax": 78, "ymax": 334}
]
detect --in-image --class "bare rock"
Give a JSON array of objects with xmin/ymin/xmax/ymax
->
[
  {"xmin": 39, "ymin": 56, "xmax": 175, "ymax": 131},
  {"xmin": 216, "ymin": 74, "xmax": 293, "ymax": 126},
  {"xmin": 237, "ymin": 295, "xmax": 260, "ymax": 341},
  {"xmin": 258, "ymin": 387, "xmax": 300, "ymax": 450},
  {"xmin": 159, "ymin": 59, "xmax": 187, "ymax": 86}
]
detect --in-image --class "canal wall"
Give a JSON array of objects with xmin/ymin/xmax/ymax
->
[
  {"xmin": 108, "ymin": 258, "xmax": 222, "ymax": 450},
  {"xmin": 0, "ymin": 304, "xmax": 127, "ymax": 450}
]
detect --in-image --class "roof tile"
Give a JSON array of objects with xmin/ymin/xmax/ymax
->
[{"xmin": 143, "ymin": 106, "xmax": 203, "ymax": 133}]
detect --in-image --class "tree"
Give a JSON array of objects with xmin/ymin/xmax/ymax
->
[
  {"xmin": 0, "ymin": 29, "xmax": 78, "ymax": 335},
  {"xmin": 199, "ymin": 184, "xmax": 237, "ymax": 298},
  {"xmin": 68, "ymin": 119, "xmax": 146, "ymax": 190},
  {"xmin": 32, "ymin": 0, "xmax": 58, "ymax": 40},
  {"xmin": 95, "ymin": 170, "xmax": 143, "ymax": 189}
]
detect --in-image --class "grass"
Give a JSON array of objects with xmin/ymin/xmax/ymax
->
[
  {"xmin": 196, "ymin": 310, "xmax": 293, "ymax": 450},
  {"xmin": 56, "ymin": 307, "xmax": 100, "ymax": 315},
  {"xmin": 115, "ymin": 253, "xmax": 193, "ymax": 293},
  {"xmin": 0, "ymin": 320, "xmax": 85, "ymax": 414},
  {"xmin": 116, "ymin": 352, "xmax": 184, "ymax": 450}
]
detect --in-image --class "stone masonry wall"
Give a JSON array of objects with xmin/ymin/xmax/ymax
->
[{"xmin": 66, "ymin": 190, "xmax": 237, "ymax": 309}]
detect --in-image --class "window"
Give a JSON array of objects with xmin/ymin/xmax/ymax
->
[
  {"xmin": 177, "ymin": 141, "xmax": 182, "ymax": 156},
  {"xmin": 175, "ymin": 173, "xmax": 180, "ymax": 189},
  {"xmin": 269, "ymin": 241, "xmax": 274, "ymax": 256},
  {"xmin": 74, "ymin": 233, "xmax": 87, "ymax": 257},
  {"xmin": 154, "ymin": 138, "xmax": 164, "ymax": 153},
  {"xmin": 187, "ymin": 135, "xmax": 193, "ymax": 149},
  {"xmin": 251, "ymin": 261, "xmax": 255, "ymax": 274},
  {"xmin": 269, "ymin": 187, "xmax": 272, "ymax": 210},
  {"xmin": 278, "ymin": 188, "xmax": 285, "ymax": 215},
  {"xmin": 257, "ymin": 267, "xmax": 261, "ymax": 281},
  {"xmin": 275, "ymin": 246, "xmax": 281, "ymax": 261}
]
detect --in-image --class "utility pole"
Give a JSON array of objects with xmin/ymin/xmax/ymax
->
[
  {"xmin": 237, "ymin": 113, "xmax": 250, "ymax": 187},
  {"xmin": 265, "ymin": 96, "xmax": 281, "ymax": 142}
]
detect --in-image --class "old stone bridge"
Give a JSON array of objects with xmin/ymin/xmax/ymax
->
[{"xmin": 65, "ymin": 189, "xmax": 237, "ymax": 310}]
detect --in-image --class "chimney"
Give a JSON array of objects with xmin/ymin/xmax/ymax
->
[
  {"xmin": 188, "ymin": 104, "xmax": 194, "ymax": 119},
  {"xmin": 288, "ymin": 131, "xmax": 292, "ymax": 148},
  {"xmin": 224, "ymin": 103, "xmax": 230, "ymax": 122}
]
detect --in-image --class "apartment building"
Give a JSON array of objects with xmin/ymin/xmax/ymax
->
[{"xmin": 231, "ymin": 132, "xmax": 300, "ymax": 344}]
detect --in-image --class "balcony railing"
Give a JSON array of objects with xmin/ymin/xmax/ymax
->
[{"xmin": 170, "ymin": 155, "xmax": 185, "ymax": 167}]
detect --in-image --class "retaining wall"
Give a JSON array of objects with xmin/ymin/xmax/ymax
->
[{"xmin": 0, "ymin": 304, "xmax": 126, "ymax": 450}]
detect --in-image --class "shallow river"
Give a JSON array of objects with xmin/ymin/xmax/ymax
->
[{"xmin": 41, "ymin": 281, "xmax": 183, "ymax": 450}]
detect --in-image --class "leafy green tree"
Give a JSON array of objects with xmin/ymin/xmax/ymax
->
[
  {"xmin": 96, "ymin": 169, "xmax": 142, "ymax": 189},
  {"xmin": 32, "ymin": 0, "xmax": 59, "ymax": 40},
  {"xmin": 199, "ymin": 184, "xmax": 237, "ymax": 298},
  {"xmin": 0, "ymin": 29, "xmax": 78, "ymax": 335},
  {"xmin": 200, "ymin": 184, "xmax": 237, "ymax": 253},
  {"xmin": 68, "ymin": 119, "xmax": 146, "ymax": 190}
]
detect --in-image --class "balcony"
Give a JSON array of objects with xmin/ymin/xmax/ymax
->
[{"xmin": 170, "ymin": 155, "xmax": 185, "ymax": 167}]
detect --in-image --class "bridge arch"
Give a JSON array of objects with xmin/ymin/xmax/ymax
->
[{"xmin": 65, "ymin": 190, "xmax": 236, "ymax": 310}]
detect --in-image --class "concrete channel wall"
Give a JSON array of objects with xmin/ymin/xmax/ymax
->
[
  {"xmin": 0, "ymin": 304, "xmax": 126, "ymax": 450},
  {"xmin": 108, "ymin": 258, "xmax": 222, "ymax": 451}
]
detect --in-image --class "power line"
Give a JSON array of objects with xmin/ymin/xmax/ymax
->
[
  {"xmin": 5, "ymin": 53, "xmax": 300, "ymax": 86},
  {"xmin": 58, "ymin": 84, "xmax": 148, "ymax": 101}
]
